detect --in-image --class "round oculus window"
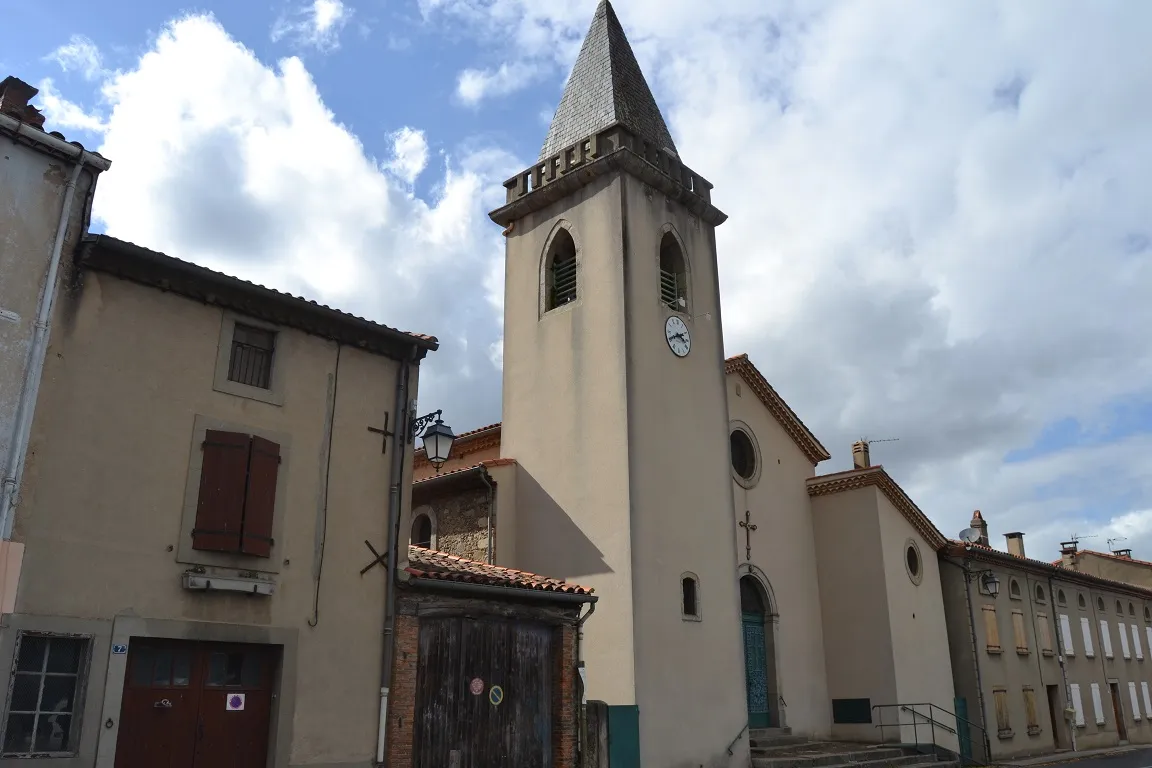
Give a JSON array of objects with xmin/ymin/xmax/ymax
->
[
  {"xmin": 905, "ymin": 540, "xmax": 923, "ymax": 584},
  {"xmin": 730, "ymin": 430, "xmax": 756, "ymax": 480}
]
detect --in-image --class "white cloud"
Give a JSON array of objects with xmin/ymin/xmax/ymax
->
[
  {"xmin": 456, "ymin": 61, "xmax": 543, "ymax": 105},
  {"xmin": 68, "ymin": 13, "xmax": 506, "ymax": 424},
  {"xmin": 271, "ymin": 0, "xmax": 351, "ymax": 51},
  {"xmin": 45, "ymin": 35, "xmax": 106, "ymax": 81},
  {"xmin": 385, "ymin": 127, "xmax": 429, "ymax": 185},
  {"xmin": 417, "ymin": 0, "xmax": 1152, "ymax": 564},
  {"xmin": 35, "ymin": 79, "xmax": 106, "ymax": 133}
]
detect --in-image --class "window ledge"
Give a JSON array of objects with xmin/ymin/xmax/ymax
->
[
  {"xmin": 997, "ymin": 729, "xmax": 1015, "ymax": 740},
  {"xmin": 182, "ymin": 569, "xmax": 275, "ymax": 596},
  {"xmin": 987, "ymin": 647, "xmax": 1003, "ymax": 654},
  {"xmin": 682, "ymin": 615, "xmax": 702, "ymax": 623},
  {"xmin": 1042, "ymin": 650, "xmax": 1055, "ymax": 657},
  {"xmin": 1027, "ymin": 726, "xmax": 1042, "ymax": 736},
  {"xmin": 1017, "ymin": 648, "xmax": 1031, "ymax": 656}
]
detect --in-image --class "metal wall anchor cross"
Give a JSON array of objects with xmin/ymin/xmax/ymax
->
[{"xmin": 739, "ymin": 510, "xmax": 758, "ymax": 562}]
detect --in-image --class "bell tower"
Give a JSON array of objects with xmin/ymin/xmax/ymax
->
[{"xmin": 490, "ymin": 2, "xmax": 748, "ymax": 765}]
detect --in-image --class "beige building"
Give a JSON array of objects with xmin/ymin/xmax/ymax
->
[
  {"xmin": 0, "ymin": 77, "xmax": 111, "ymax": 611},
  {"xmin": 1056, "ymin": 546, "xmax": 1152, "ymax": 590},
  {"xmin": 411, "ymin": 2, "xmax": 961, "ymax": 763},
  {"xmin": 942, "ymin": 515, "xmax": 1152, "ymax": 761},
  {"xmin": 0, "ymin": 223, "xmax": 439, "ymax": 766}
]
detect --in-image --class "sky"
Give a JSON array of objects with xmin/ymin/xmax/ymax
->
[{"xmin": 4, "ymin": 0, "xmax": 1151, "ymax": 564}]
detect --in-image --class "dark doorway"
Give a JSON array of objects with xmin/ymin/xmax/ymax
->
[
  {"xmin": 114, "ymin": 639, "xmax": 276, "ymax": 768},
  {"xmin": 1110, "ymin": 683, "xmax": 1128, "ymax": 742},
  {"xmin": 414, "ymin": 616, "xmax": 552, "ymax": 767},
  {"xmin": 1046, "ymin": 685, "xmax": 1063, "ymax": 749},
  {"xmin": 740, "ymin": 576, "xmax": 774, "ymax": 729}
]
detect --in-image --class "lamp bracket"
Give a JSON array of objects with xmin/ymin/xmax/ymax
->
[{"xmin": 408, "ymin": 408, "xmax": 443, "ymax": 444}]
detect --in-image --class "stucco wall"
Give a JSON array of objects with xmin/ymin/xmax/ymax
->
[
  {"xmin": 12, "ymin": 270, "xmax": 418, "ymax": 766},
  {"xmin": 875, "ymin": 497, "xmax": 957, "ymax": 751},
  {"xmin": 0, "ymin": 142, "xmax": 97, "ymax": 497},
  {"xmin": 1070, "ymin": 554, "xmax": 1152, "ymax": 590},
  {"xmin": 726, "ymin": 373, "xmax": 831, "ymax": 739},
  {"xmin": 811, "ymin": 486, "xmax": 897, "ymax": 742}
]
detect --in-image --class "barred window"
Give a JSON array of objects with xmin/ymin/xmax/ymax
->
[
  {"xmin": 545, "ymin": 229, "xmax": 578, "ymax": 311},
  {"xmin": 659, "ymin": 232, "xmax": 687, "ymax": 311},
  {"xmin": 2, "ymin": 634, "xmax": 89, "ymax": 757},
  {"xmin": 228, "ymin": 324, "xmax": 276, "ymax": 389}
]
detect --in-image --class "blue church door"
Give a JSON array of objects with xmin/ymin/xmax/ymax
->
[{"xmin": 741, "ymin": 576, "xmax": 771, "ymax": 729}]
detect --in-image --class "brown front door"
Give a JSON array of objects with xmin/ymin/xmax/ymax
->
[
  {"xmin": 1110, "ymin": 682, "xmax": 1128, "ymax": 742},
  {"xmin": 114, "ymin": 639, "xmax": 276, "ymax": 768}
]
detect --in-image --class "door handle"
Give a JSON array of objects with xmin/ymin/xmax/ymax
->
[{"xmin": 153, "ymin": 699, "xmax": 173, "ymax": 709}]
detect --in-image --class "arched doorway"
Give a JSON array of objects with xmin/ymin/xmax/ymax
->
[{"xmin": 740, "ymin": 575, "xmax": 780, "ymax": 729}]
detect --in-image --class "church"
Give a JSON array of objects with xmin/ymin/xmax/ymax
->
[{"xmin": 407, "ymin": 1, "xmax": 958, "ymax": 765}]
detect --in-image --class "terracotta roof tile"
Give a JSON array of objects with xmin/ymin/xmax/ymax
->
[
  {"xmin": 406, "ymin": 546, "xmax": 594, "ymax": 596},
  {"xmin": 725, "ymin": 354, "xmax": 831, "ymax": 464},
  {"xmin": 947, "ymin": 541, "xmax": 1152, "ymax": 600},
  {"xmin": 414, "ymin": 423, "xmax": 501, "ymax": 460},
  {"xmin": 807, "ymin": 465, "xmax": 948, "ymax": 550},
  {"xmin": 413, "ymin": 458, "xmax": 516, "ymax": 486}
]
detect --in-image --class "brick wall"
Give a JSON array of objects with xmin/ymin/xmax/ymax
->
[
  {"xmin": 387, "ymin": 610, "xmax": 420, "ymax": 768},
  {"xmin": 553, "ymin": 621, "xmax": 579, "ymax": 768}
]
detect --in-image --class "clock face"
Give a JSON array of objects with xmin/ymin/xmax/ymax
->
[{"xmin": 665, "ymin": 315, "xmax": 691, "ymax": 357}]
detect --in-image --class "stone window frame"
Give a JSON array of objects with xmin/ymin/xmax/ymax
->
[
  {"xmin": 176, "ymin": 413, "xmax": 292, "ymax": 575},
  {"xmin": 904, "ymin": 538, "xmax": 924, "ymax": 586},
  {"xmin": 539, "ymin": 220, "xmax": 582, "ymax": 319},
  {"xmin": 213, "ymin": 311, "xmax": 287, "ymax": 407},
  {"xmin": 680, "ymin": 572, "xmax": 701, "ymax": 622},
  {"xmin": 1034, "ymin": 583, "xmax": 1047, "ymax": 604},
  {"xmin": 411, "ymin": 505, "xmax": 438, "ymax": 550},
  {"xmin": 728, "ymin": 420, "xmax": 762, "ymax": 490}
]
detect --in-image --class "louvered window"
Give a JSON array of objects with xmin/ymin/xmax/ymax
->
[
  {"xmin": 192, "ymin": 430, "xmax": 281, "ymax": 557},
  {"xmin": 658, "ymin": 232, "xmax": 688, "ymax": 310},
  {"xmin": 545, "ymin": 229, "xmax": 578, "ymax": 311},
  {"xmin": 228, "ymin": 324, "xmax": 275, "ymax": 389}
]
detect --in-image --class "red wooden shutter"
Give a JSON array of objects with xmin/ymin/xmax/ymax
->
[
  {"xmin": 193, "ymin": 431, "xmax": 251, "ymax": 552},
  {"xmin": 241, "ymin": 436, "xmax": 280, "ymax": 557}
]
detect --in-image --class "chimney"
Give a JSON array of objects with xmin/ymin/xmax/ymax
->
[
  {"xmin": 970, "ymin": 510, "xmax": 989, "ymax": 547},
  {"xmin": 0, "ymin": 76, "xmax": 45, "ymax": 129},
  {"xmin": 1005, "ymin": 532, "xmax": 1026, "ymax": 558},
  {"xmin": 1060, "ymin": 540, "xmax": 1078, "ymax": 570},
  {"xmin": 852, "ymin": 440, "xmax": 870, "ymax": 470},
  {"xmin": 1113, "ymin": 549, "xmax": 1133, "ymax": 560}
]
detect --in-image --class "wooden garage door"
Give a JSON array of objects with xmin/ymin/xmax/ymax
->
[{"xmin": 414, "ymin": 617, "xmax": 553, "ymax": 768}]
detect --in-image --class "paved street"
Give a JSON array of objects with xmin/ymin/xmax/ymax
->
[{"xmin": 1018, "ymin": 747, "xmax": 1152, "ymax": 768}]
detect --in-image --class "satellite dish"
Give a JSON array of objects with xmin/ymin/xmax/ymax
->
[{"xmin": 959, "ymin": 528, "xmax": 982, "ymax": 543}]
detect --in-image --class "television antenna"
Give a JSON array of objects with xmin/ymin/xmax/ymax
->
[
  {"xmin": 859, "ymin": 436, "xmax": 900, "ymax": 446},
  {"xmin": 1069, "ymin": 533, "xmax": 1098, "ymax": 545},
  {"xmin": 1108, "ymin": 537, "xmax": 1129, "ymax": 552}
]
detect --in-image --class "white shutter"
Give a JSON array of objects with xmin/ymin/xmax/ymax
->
[
  {"xmin": 1120, "ymin": 622, "xmax": 1131, "ymax": 659},
  {"xmin": 1081, "ymin": 617, "xmax": 1095, "ymax": 657},
  {"xmin": 1061, "ymin": 614, "xmax": 1075, "ymax": 655},
  {"xmin": 1070, "ymin": 683, "xmax": 1085, "ymax": 726},
  {"xmin": 1091, "ymin": 683, "xmax": 1106, "ymax": 725},
  {"xmin": 1141, "ymin": 682, "xmax": 1151, "ymax": 717},
  {"xmin": 1101, "ymin": 621, "xmax": 1114, "ymax": 658},
  {"xmin": 1132, "ymin": 624, "xmax": 1143, "ymax": 660},
  {"xmin": 1145, "ymin": 626, "xmax": 1152, "ymax": 657},
  {"xmin": 1130, "ymin": 682, "xmax": 1142, "ymax": 720}
]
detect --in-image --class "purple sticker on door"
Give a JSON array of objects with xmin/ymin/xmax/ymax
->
[{"xmin": 227, "ymin": 694, "xmax": 246, "ymax": 711}]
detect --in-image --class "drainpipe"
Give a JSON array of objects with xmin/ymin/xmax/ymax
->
[
  {"xmin": 1, "ymin": 146, "xmax": 104, "ymax": 540},
  {"xmin": 1047, "ymin": 574, "xmax": 1077, "ymax": 753},
  {"xmin": 944, "ymin": 556, "xmax": 991, "ymax": 764},
  {"xmin": 479, "ymin": 468, "xmax": 494, "ymax": 563},
  {"xmin": 377, "ymin": 345, "xmax": 417, "ymax": 766},
  {"xmin": 576, "ymin": 599, "xmax": 597, "ymax": 765}
]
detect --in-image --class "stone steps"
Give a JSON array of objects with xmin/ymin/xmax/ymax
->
[{"xmin": 749, "ymin": 740, "xmax": 959, "ymax": 768}]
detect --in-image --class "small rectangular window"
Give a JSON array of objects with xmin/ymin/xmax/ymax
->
[
  {"xmin": 227, "ymin": 323, "xmax": 276, "ymax": 390},
  {"xmin": 2, "ymin": 634, "xmax": 89, "ymax": 757},
  {"xmin": 1012, "ymin": 610, "xmax": 1029, "ymax": 654},
  {"xmin": 993, "ymin": 688, "xmax": 1012, "ymax": 737},
  {"xmin": 1036, "ymin": 612, "xmax": 1054, "ymax": 655},
  {"xmin": 983, "ymin": 605, "xmax": 1001, "ymax": 653}
]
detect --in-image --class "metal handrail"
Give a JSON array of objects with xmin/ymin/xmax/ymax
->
[
  {"xmin": 872, "ymin": 702, "xmax": 990, "ymax": 767},
  {"xmin": 726, "ymin": 723, "xmax": 748, "ymax": 756}
]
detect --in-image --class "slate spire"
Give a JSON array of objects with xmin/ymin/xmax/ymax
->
[{"xmin": 539, "ymin": 0, "xmax": 678, "ymax": 160}]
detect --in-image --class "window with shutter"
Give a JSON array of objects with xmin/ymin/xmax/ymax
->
[
  {"xmin": 1080, "ymin": 616, "xmax": 1095, "ymax": 657},
  {"xmin": 1060, "ymin": 614, "xmax": 1075, "ymax": 656},
  {"xmin": 983, "ymin": 605, "xmax": 1001, "ymax": 653},
  {"xmin": 658, "ymin": 232, "xmax": 689, "ymax": 311},
  {"xmin": 192, "ymin": 430, "xmax": 281, "ymax": 557},
  {"xmin": 1145, "ymin": 627, "xmax": 1152, "ymax": 659},
  {"xmin": 544, "ymin": 228, "xmax": 578, "ymax": 311},
  {"xmin": 1119, "ymin": 622, "xmax": 1131, "ymax": 659},
  {"xmin": 1129, "ymin": 682, "xmax": 1142, "ymax": 721},
  {"xmin": 1132, "ymin": 624, "xmax": 1143, "ymax": 660},
  {"xmin": 1141, "ymin": 682, "xmax": 1152, "ymax": 718},
  {"xmin": 1037, "ymin": 613, "xmax": 1054, "ymax": 655},
  {"xmin": 1023, "ymin": 687, "xmax": 1040, "ymax": 735},
  {"xmin": 993, "ymin": 688, "xmax": 1012, "ymax": 738},
  {"xmin": 1012, "ymin": 610, "xmax": 1029, "ymax": 654},
  {"xmin": 1091, "ymin": 683, "xmax": 1106, "ymax": 725},
  {"xmin": 1100, "ymin": 621, "xmax": 1114, "ymax": 658},
  {"xmin": 1070, "ymin": 683, "xmax": 1085, "ymax": 727}
]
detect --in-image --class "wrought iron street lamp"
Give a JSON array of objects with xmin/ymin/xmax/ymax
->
[
  {"xmin": 409, "ymin": 408, "xmax": 456, "ymax": 472},
  {"xmin": 980, "ymin": 570, "xmax": 1001, "ymax": 598}
]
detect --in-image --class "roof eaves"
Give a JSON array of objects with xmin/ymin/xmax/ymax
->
[
  {"xmin": 807, "ymin": 466, "xmax": 948, "ymax": 550},
  {"xmin": 946, "ymin": 542, "xmax": 1152, "ymax": 600},
  {"xmin": 725, "ymin": 354, "xmax": 831, "ymax": 464}
]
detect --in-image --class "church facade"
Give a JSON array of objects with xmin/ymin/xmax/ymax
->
[{"xmin": 407, "ymin": 2, "xmax": 958, "ymax": 764}]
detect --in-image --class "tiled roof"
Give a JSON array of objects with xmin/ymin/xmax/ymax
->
[
  {"xmin": 946, "ymin": 541, "xmax": 1152, "ymax": 600},
  {"xmin": 406, "ymin": 546, "xmax": 594, "ymax": 596},
  {"xmin": 79, "ymin": 236, "xmax": 437, "ymax": 358},
  {"xmin": 414, "ymin": 423, "xmax": 501, "ymax": 462},
  {"xmin": 1051, "ymin": 549, "xmax": 1152, "ymax": 570},
  {"xmin": 807, "ymin": 465, "xmax": 948, "ymax": 549},
  {"xmin": 0, "ymin": 76, "xmax": 110, "ymax": 167},
  {"xmin": 538, "ymin": 0, "xmax": 677, "ymax": 160},
  {"xmin": 413, "ymin": 458, "xmax": 516, "ymax": 487},
  {"xmin": 726, "ymin": 354, "xmax": 831, "ymax": 464}
]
